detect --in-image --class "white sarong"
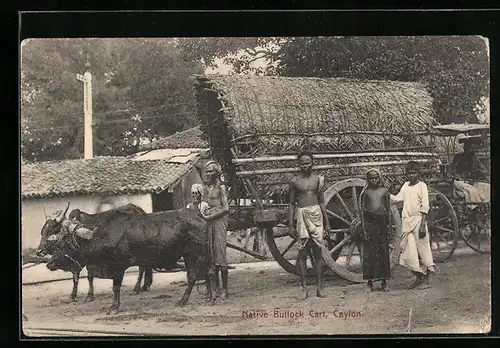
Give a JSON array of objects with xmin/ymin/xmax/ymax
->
[
  {"xmin": 391, "ymin": 181, "xmax": 435, "ymax": 274},
  {"xmin": 399, "ymin": 216, "xmax": 435, "ymax": 274},
  {"xmin": 295, "ymin": 205, "xmax": 324, "ymax": 249}
]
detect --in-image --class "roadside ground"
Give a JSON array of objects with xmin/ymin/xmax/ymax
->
[{"xmin": 22, "ymin": 247, "xmax": 490, "ymax": 336}]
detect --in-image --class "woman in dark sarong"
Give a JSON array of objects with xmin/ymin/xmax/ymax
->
[
  {"xmin": 202, "ymin": 160, "xmax": 230, "ymax": 300},
  {"xmin": 360, "ymin": 168, "xmax": 391, "ymax": 292}
]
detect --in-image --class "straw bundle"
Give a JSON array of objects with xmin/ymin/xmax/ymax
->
[{"xmin": 193, "ymin": 74, "xmax": 439, "ymax": 198}]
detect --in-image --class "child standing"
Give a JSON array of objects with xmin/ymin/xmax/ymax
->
[
  {"xmin": 360, "ymin": 168, "xmax": 391, "ymax": 292},
  {"xmin": 391, "ymin": 161, "xmax": 435, "ymax": 289}
]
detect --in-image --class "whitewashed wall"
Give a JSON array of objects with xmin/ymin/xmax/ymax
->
[{"xmin": 21, "ymin": 194, "xmax": 152, "ymax": 251}]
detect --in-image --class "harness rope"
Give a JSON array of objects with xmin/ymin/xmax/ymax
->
[
  {"xmin": 51, "ymin": 216, "xmax": 213, "ymax": 292},
  {"xmin": 48, "ymin": 219, "xmax": 87, "ymax": 271}
]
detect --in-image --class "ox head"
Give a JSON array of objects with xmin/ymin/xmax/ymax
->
[
  {"xmin": 36, "ymin": 201, "xmax": 70, "ymax": 257},
  {"xmin": 45, "ymin": 249, "xmax": 85, "ymax": 273}
]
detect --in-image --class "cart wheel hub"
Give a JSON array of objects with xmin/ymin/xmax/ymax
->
[{"xmin": 349, "ymin": 217, "xmax": 362, "ymax": 239}]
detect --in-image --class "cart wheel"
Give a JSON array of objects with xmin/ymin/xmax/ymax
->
[
  {"xmin": 265, "ymin": 178, "xmax": 401, "ymax": 281},
  {"xmin": 428, "ymin": 188, "xmax": 460, "ymax": 262},
  {"xmin": 266, "ymin": 226, "xmax": 337, "ymax": 276},
  {"xmin": 461, "ymin": 202, "xmax": 490, "ymax": 254},
  {"xmin": 266, "ymin": 221, "xmax": 344, "ymax": 276},
  {"xmin": 321, "ymin": 178, "xmax": 401, "ymax": 283}
]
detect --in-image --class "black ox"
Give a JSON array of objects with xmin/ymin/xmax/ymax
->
[
  {"xmin": 36, "ymin": 203, "xmax": 214, "ymax": 314},
  {"xmin": 38, "ymin": 203, "xmax": 155, "ymax": 302}
]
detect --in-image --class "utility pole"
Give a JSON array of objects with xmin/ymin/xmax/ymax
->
[{"xmin": 77, "ymin": 54, "xmax": 93, "ymax": 159}]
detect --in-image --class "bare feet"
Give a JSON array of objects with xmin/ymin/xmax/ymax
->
[
  {"xmin": 316, "ymin": 289, "xmax": 325, "ymax": 298},
  {"xmin": 416, "ymin": 283, "xmax": 431, "ymax": 290},
  {"xmin": 408, "ymin": 275, "xmax": 423, "ymax": 289},
  {"xmin": 301, "ymin": 287, "xmax": 309, "ymax": 300},
  {"xmin": 366, "ymin": 280, "xmax": 373, "ymax": 293},
  {"xmin": 417, "ymin": 275, "xmax": 431, "ymax": 290},
  {"xmin": 381, "ymin": 280, "xmax": 390, "ymax": 292},
  {"xmin": 106, "ymin": 307, "xmax": 120, "ymax": 315}
]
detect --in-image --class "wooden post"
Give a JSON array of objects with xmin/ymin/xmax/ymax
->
[
  {"xmin": 231, "ymin": 151, "xmax": 438, "ymax": 165},
  {"xmin": 77, "ymin": 58, "xmax": 93, "ymax": 159},
  {"xmin": 235, "ymin": 159, "xmax": 438, "ymax": 177}
]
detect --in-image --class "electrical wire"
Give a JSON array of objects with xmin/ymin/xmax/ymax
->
[
  {"xmin": 22, "ymin": 110, "xmax": 197, "ymax": 132},
  {"xmin": 92, "ymin": 101, "xmax": 195, "ymax": 116}
]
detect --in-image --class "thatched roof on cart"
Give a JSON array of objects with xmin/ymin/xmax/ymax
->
[
  {"xmin": 193, "ymin": 74, "xmax": 437, "ymax": 138},
  {"xmin": 192, "ymin": 74, "xmax": 440, "ymax": 198}
]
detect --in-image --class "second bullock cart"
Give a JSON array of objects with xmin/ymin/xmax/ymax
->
[{"xmin": 192, "ymin": 74, "xmax": 471, "ymax": 283}]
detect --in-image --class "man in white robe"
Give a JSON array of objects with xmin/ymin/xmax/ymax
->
[{"xmin": 391, "ymin": 161, "xmax": 435, "ymax": 289}]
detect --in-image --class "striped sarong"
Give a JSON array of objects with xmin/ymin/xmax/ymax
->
[{"xmin": 207, "ymin": 210, "xmax": 229, "ymax": 267}]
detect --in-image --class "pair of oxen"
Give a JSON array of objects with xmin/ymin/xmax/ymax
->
[{"xmin": 35, "ymin": 203, "xmax": 217, "ymax": 314}]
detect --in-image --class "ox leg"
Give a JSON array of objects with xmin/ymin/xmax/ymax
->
[
  {"xmin": 175, "ymin": 267, "xmax": 196, "ymax": 307},
  {"xmin": 141, "ymin": 267, "xmax": 153, "ymax": 291},
  {"xmin": 70, "ymin": 272, "xmax": 79, "ymax": 301},
  {"xmin": 133, "ymin": 267, "xmax": 144, "ymax": 294},
  {"xmin": 85, "ymin": 275, "xmax": 94, "ymax": 302},
  {"xmin": 107, "ymin": 272, "xmax": 124, "ymax": 315},
  {"xmin": 204, "ymin": 272, "xmax": 214, "ymax": 303}
]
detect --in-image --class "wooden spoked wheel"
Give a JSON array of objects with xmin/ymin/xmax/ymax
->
[
  {"xmin": 265, "ymin": 223, "xmax": 344, "ymax": 277},
  {"xmin": 266, "ymin": 178, "xmax": 401, "ymax": 283},
  {"xmin": 460, "ymin": 202, "xmax": 490, "ymax": 254},
  {"xmin": 428, "ymin": 188, "xmax": 460, "ymax": 262}
]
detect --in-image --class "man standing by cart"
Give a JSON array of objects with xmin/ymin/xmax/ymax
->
[
  {"xmin": 288, "ymin": 151, "xmax": 331, "ymax": 299},
  {"xmin": 202, "ymin": 160, "xmax": 231, "ymax": 301}
]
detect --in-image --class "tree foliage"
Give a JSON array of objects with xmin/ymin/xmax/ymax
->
[
  {"xmin": 21, "ymin": 37, "xmax": 489, "ymax": 163},
  {"xmin": 178, "ymin": 36, "xmax": 489, "ymax": 124},
  {"xmin": 21, "ymin": 38, "xmax": 203, "ymax": 162}
]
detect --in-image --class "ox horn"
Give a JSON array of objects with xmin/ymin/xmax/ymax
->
[
  {"xmin": 43, "ymin": 208, "xmax": 48, "ymax": 220},
  {"xmin": 63, "ymin": 201, "xmax": 70, "ymax": 216},
  {"xmin": 54, "ymin": 201, "xmax": 70, "ymax": 223}
]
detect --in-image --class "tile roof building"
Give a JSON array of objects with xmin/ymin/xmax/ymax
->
[
  {"xmin": 22, "ymin": 149, "xmax": 202, "ymax": 199},
  {"xmin": 21, "ymin": 148, "xmax": 205, "ymax": 251}
]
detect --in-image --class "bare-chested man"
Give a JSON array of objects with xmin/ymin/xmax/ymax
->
[
  {"xmin": 203, "ymin": 160, "xmax": 230, "ymax": 301},
  {"xmin": 288, "ymin": 151, "xmax": 331, "ymax": 299}
]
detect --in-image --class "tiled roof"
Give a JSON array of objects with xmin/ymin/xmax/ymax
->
[
  {"xmin": 21, "ymin": 151, "xmax": 201, "ymax": 200},
  {"xmin": 139, "ymin": 126, "xmax": 209, "ymax": 151}
]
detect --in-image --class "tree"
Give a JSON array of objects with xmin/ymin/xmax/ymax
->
[
  {"xmin": 276, "ymin": 36, "xmax": 489, "ymax": 124},
  {"xmin": 178, "ymin": 36, "xmax": 489, "ymax": 124},
  {"xmin": 21, "ymin": 38, "xmax": 203, "ymax": 162},
  {"xmin": 178, "ymin": 37, "xmax": 282, "ymax": 74}
]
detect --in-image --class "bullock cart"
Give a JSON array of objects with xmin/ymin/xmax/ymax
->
[
  {"xmin": 427, "ymin": 123, "xmax": 490, "ymax": 255},
  {"xmin": 192, "ymin": 74, "xmax": 457, "ymax": 283}
]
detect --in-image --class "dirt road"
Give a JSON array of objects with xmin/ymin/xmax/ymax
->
[{"xmin": 22, "ymin": 249, "xmax": 490, "ymax": 336}]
